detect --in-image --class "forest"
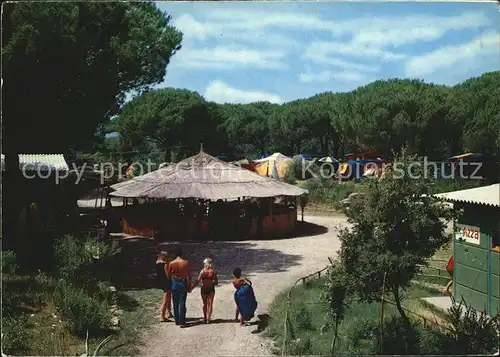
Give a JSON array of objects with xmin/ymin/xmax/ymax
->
[{"xmin": 100, "ymin": 71, "xmax": 500, "ymax": 164}]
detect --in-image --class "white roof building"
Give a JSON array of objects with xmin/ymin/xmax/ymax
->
[{"xmin": 434, "ymin": 183, "xmax": 500, "ymax": 207}]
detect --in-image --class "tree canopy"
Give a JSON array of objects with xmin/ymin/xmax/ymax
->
[
  {"xmin": 108, "ymin": 71, "xmax": 500, "ymax": 161},
  {"xmin": 325, "ymin": 153, "xmax": 458, "ymax": 326},
  {"xmin": 2, "ymin": 2, "xmax": 182, "ymax": 154}
]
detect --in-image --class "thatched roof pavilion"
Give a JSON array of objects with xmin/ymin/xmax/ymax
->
[{"xmin": 109, "ymin": 150, "xmax": 307, "ymax": 200}]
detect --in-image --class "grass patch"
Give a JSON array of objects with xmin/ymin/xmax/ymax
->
[
  {"xmin": 102, "ymin": 289, "xmax": 162, "ymax": 356},
  {"xmin": 268, "ymin": 278, "xmax": 447, "ymax": 356}
]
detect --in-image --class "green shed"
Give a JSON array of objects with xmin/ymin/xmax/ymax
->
[{"xmin": 436, "ymin": 183, "xmax": 500, "ymax": 316}]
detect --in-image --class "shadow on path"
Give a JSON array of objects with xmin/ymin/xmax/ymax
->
[{"xmin": 111, "ymin": 236, "xmax": 308, "ymax": 290}]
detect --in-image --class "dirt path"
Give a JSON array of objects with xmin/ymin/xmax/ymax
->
[{"xmin": 136, "ymin": 215, "xmax": 349, "ymax": 356}]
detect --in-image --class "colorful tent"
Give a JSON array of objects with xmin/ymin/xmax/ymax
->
[
  {"xmin": 318, "ymin": 156, "xmax": 339, "ymax": 163},
  {"xmin": 293, "ymin": 154, "xmax": 314, "ymax": 161},
  {"xmin": 253, "ymin": 153, "xmax": 292, "ymax": 179},
  {"xmin": 446, "ymin": 152, "xmax": 483, "ymax": 161}
]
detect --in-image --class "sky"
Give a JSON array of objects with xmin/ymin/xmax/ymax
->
[{"xmin": 153, "ymin": 1, "xmax": 499, "ymax": 105}]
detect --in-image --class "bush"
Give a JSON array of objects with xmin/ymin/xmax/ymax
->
[
  {"xmin": 444, "ymin": 299, "xmax": 500, "ymax": 355},
  {"xmin": 52, "ymin": 280, "xmax": 111, "ymax": 337},
  {"xmin": 303, "ymin": 178, "xmax": 360, "ymax": 206},
  {"xmin": 429, "ymin": 178, "xmax": 485, "ymax": 194},
  {"xmin": 1, "ymin": 315, "xmax": 31, "ymax": 356},
  {"xmin": 2, "ymin": 250, "xmax": 18, "ymax": 275},
  {"xmin": 374, "ymin": 316, "xmax": 421, "ymax": 354},
  {"xmin": 293, "ymin": 304, "xmax": 314, "ymax": 331},
  {"xmin": 54, "ymin": 235, "xmax": 120, "ymax": 288}
]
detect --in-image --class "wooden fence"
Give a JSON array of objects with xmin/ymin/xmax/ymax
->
[{"xmin": 281, "ymin": 266, "xmax": 329, "ymax": 356}]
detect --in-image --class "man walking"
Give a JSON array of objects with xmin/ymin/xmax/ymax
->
[{"xmin": 166, "ymin": 246, "xmax": 192, "ymax": 327}]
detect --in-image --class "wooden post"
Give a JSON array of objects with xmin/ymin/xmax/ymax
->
[{"xmin": 379, "ymin": 272, "xmax": 387, "ymax": 354}]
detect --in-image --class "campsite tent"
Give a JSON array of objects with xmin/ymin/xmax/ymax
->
[
  {"xmin": 110, "ymin": 150, "xmax": 306, "ymax": 200},
  {"xmin": 253, "ymin": 153, "xmax": 293, "ymax": 179}
]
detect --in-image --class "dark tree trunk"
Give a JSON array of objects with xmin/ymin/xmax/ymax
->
[{"xmin": 393, "ymin": 288, "xmax": 409, "ymax": 324}]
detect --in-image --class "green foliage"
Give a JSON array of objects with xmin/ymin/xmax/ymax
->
[
  {"xmin": 303, "ymin": 179, "xmax": 358, "ymax": 206},
  {"xmin": 445, "ymin": 299, "xmax": 500, "ymax": 355},
  {"xmin": 374, "ymin": 315, "xmax": 421, "ymax": 354},
  {"xmin": 1, "ymin": 315, "xmax": 31, "ymax": 355},
  {"xmin": 54, "ymin": 235, "xmax": 120, "ymax": 286},
  {"xmin": 1, "ymin": 250, "xmax": 18, "ymax": 275},
  {"xmin": 270, "ymin": 278, "xmax": 499, "ymax": 356},
  {"xmin": 106, "ymin": 71, "xmax": 499, "ymax": 165},
  {"xmin": 293, "ymin": 304, "xmax": 314, "ymax": 331},
  {"xmin": 115, "ymin": 88, "xmax": 223, "ymax": 159},
  {"xmin": 3, "ymin": 2, "xmax": 182, "ymax": 153},
  {"xmin": 53, "ymin": 280, "xmax": 112, "ymax": 337},
  {"xmin": 429, "ymin": 177, "xmax": 485, "ymax": 194},
  {"xmin": 335, "ymin": 152, "xmax": 458, "ymax": 320},
  {"xmin": 323, "ymin": 262, "xmax": 351, "ymax": 322}
]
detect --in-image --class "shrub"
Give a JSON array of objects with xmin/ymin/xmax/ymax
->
[
  {"xmin": 429, "ymin": 178, "xmax": 484, "ymax": 195},
  {"xmin": 374, "ymin": 316, "xmax": 421, "ymax": 354},
  {"xmin": 1, "ymin": 250, "xmax": 18, "ymax": 275},
  {"xmin": 288, "ymin": 336, "xmax": 312, "ymax": 355},
  {"xmin": 418, "ymin": 324, "xmax": 447, "ymax": 355},
  {"xmin": 293, "ymin": 304, "xmax": 314, "ymax": 331},
  {"xmin": 53, "ymin": 235, "xmax": 120, "ymax": 288},
  {"xmin": 2, "ymin": 315, "xmax": 31, "ymax": 356},
  {"xmin": 303, "ymin": 178, "xmax": 358, "ymax": 205},
  {"xmin": 53, "ymin": 280, "xmax": 111, "ymax": 337},
  {"xmin": 444, "ymin": 299, "xmax": 500, "ymax": 355}
]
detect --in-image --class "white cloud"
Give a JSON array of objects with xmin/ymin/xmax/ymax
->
[
  {"xmin": 307, "ymin": 57, "xmax": 380, "ymax": 73},
  {"xmin": 204, "ymin": 80, "xmax": 284, "ymax": 104},
  {"xmin": 174, "ymin": 46, "xmax": 287, "ymax": 70},
  {"xmin": 171, "ymin": 9, "xmax": 493, "ymax": 76},
  {"xmin": 177, "ymin": 9, "xmax": 490, "ymax": 49},
  {"xmin": 405, "ymin": 31, "xmax": 500, "ymax": 77},
  {"xmin": 299, "ymin": 70, "xmax": 371, "ymax": 84},
  {"xmin": 173, "ymin": 14, "xmax": 301, "ymax": 48},
  {"xmin": 304, "ymin": 41, "xmax": 406, "ymax": 62},
  {"xmin": 349, "ymin": 11, "xmax": 491, "ymax": 48}
]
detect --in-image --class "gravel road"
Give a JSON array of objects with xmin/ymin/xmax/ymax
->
[{"xmin": 136, "ymin": 215, "xmax": 349, "ymax": 357}]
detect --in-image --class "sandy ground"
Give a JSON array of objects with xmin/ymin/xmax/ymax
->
[{"xmin": 135, "ymin": 215, "xmax": 349, "ymax": 357}]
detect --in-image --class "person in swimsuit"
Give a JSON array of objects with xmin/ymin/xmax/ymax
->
[
  {"xmin": 232, "ymin": 267, "xmax": 251, "ymax": 326},
  {"xmin": 166, "ymin": 247, "xmax": 192, "ymax": 327},
  {"xmin": 193, "ymin": 257, "xmax": 218, "ymax": 324},
  {"xmin": 155, "ymin": 251, "xmax": 173, "ymax": 321}
]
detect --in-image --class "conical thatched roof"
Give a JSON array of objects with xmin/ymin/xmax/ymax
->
[{"xmin": 109, "ymin": 150, "xmax": 307, "ymax": 200}]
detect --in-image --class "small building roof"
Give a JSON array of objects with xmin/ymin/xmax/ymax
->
[
  {"xmin": 434, "ymin": 183, "xmax": 500, "ymax": 207},
  {"xmin": 19, "ymin": 154, "xmax": 69, "ymax": 171},
  {"xmin": 1, "ymin": 154, "xmax": 69, "ymax": 172},
  {"xmin": 110, "ymin": 150, "xmax": 307, "ymax": 200}
]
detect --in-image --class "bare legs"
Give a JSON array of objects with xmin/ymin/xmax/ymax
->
[
  {"xmin": 235, "ymin": 306, "xmax": 244, "ymax": 326},
  {"xmin": 206, "ymin": 292, "xmax": 214, "ymax": 323},
  {"xmin": 445, "ymin": 279, "xmax": 453, "ymax": 295},
  {"xmin": 201, "ymin": 292, "xmax": 215, "ymax": 323},
  {"xmin": 161, "ymin": 291, "xmax": 173, "ymax": 321}
]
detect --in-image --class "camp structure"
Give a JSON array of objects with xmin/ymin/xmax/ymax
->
[
  {"xmin": 442, "ymin": 152, "xmax": 498, "ymax": 181},
  {"xmin": 2, "ymin": 154, "xmax": 78, "ymax": 267},
  {"xmin": 230, "ymin": 158, "xmax": 259, "ymax": 173},
  {"xmin": 108, "ymin": 149, "xmax": 308, "ymax": 240},
  {"xmin": 435, "ymin": 184, "xmax": 500, "ymax": 316},
  {"xmin": 338, "ymin": 152, "xmax": 385, "ymax": 181},
  {"xmin": 253, "ymin": 152, "xmax": 293, "ymax": 179}
]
